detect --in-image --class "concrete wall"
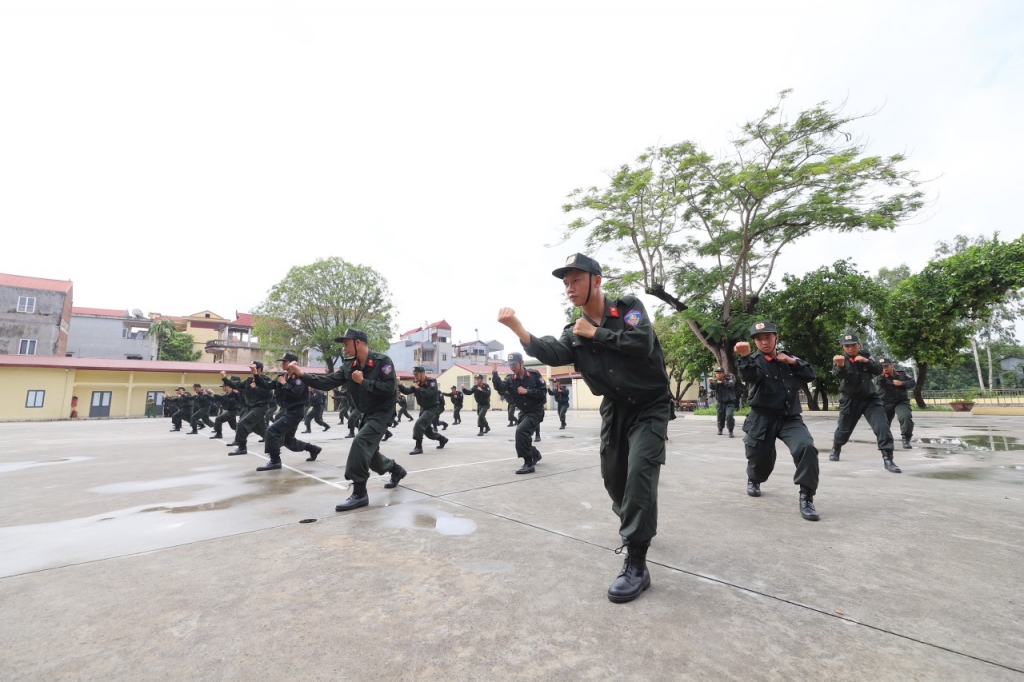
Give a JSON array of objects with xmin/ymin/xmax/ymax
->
[
  {"xmin": 66, "ymin": 315, "xmax": 155, "ymax": 360},
  {"xmin": 0, "ymin": 286, "xmax": 69, "ymax": 357},
  {"xmin": 0, "ymin": 367, "xmax": 75, "ymax": 420}
]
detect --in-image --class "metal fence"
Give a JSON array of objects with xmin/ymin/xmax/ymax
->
[{"xmin": 918, "ymin": 389, "xmax": 1024, "ymax": 406}]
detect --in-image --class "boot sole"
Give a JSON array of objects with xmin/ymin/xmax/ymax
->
[
  {"xmin": 384, "ymin": 470, "xmax": 407, "ymax": 489},
  {"xmin": 607, "ymin": 577, "xmax": 651, "ymax": 603},
  {"xmin": 335, "ymin": 498, "xmax": 369, "ymax": 512},
  {"xmin": 801, "ymin": 512, "xmax": 820, "ymax": 521}
]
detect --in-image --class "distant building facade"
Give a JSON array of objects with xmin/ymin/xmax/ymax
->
[
  {"xmin": 203, "ymin": 312, "xmax": 269, "ymax": 365},
  {"xmin": 150, "ymin": 310, "xmax": 228, "ymax": 363},
  {"xmin": 0, "ymin": 273, "xmax": 74, "ymax": 357},
  {"xmin": 388, "ymin": 320, "xmax": 455, "ymax": 374},
  {"xmin": 66, "ymin": 307, "xmax": 154, "ymax": 360}
]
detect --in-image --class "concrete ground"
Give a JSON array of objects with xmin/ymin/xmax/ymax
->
[{"xmin": 1, "ymin": 410, "xmax": 1022, "ymax": 680}]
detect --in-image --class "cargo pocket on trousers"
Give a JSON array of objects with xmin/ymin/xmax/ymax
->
[
  {"xmin": 742, "ymin": 413, "xmax": 768, "ymax": 448},
  {"xmin": 649, "ymin": 420, "xmax": 668, "ymax": 464}
]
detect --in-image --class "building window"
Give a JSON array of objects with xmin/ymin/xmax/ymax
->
[
  {"xmin": 457, "ymin": 374, "xmax": 471, "ymax": 389},
  {"xmin": 17, "ymin": 296, "xmax": 36, "ymax": 313},
  {"xmin": 26, "ymin": 390, "xmax": 45, "ymax": 408},
  {"xmin": 121, "ymin": 328, "xmax": 128, "ymax": 338},
  {"xmin": 126, "ymin": 355, "xmax": 143, "ymax": 360},
  {"xmin": 19, "ymin": 339, "xmax": 37, "ymax": 355},
  {"xmin": 442, "ymin": 353, "xmax": 447, "ymax": 362}
]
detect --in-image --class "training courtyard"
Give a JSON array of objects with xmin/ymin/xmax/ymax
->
[{"xmin": 1, "ymin": 411, "xmax": 1022, "ymax": 680}]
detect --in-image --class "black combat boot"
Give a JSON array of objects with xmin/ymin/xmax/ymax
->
[
  {"xmin": 228, "ymin": 446, "xmax": 247, "ymax": 456},
  {"xmin": 440, "ymin": 421, "xmax": 448, "ymax": 431},
  {"xmin": 747, "ymin": 480, "xmax": 761, "ymax": 497},
  {"xmin": 559, "ymin": 423, "xmax": 565, "ymax": 430},
  {"xmin": 384, "ymin": 464, "xmax": 407, "ymax": 489},
  {"xmin": 829, "ymin": 446, "xmax": 841, "ymax": 461},
  {"xmin": 607, "ymin": 541, "xmax": 651, "ymax": 604},
  {"xmin": 225, "ymin": 441, "xmax": 238, "ymax": 446},
  {"xmin": 301, "ymin": 427, "xmax": 311, "ymax": 434},
  {"xmin": 882, "ymin": 450, "xmax": 901, "ymax": 473},
  {"xmin": 409, "ymin": 440, "xmax": 424, "ymax": 455},
  {"xmin": 515, "ymin": 457, "xmax": 535, "ymax": 474},
  {"xmin": 534, "ymin": 433, "xmax": 541, "ymax": 443},
  {"xmin": 729, "ymin": 431, "xmax": 734, "ymax": 438},
  {"xmin": 256, "ymin": 455, "xmax": 282, "ymax": 471},
  {"xmin": 436, "ymin": 435, "xmax": 449, "ymax": 449},
  {"xmin": 382, "ymin": 431, "xmax": 392, "ymax": 442},
  {"xmin": 209, "ymin": 432, "xmax": 222, "ymax": 439},
  {"xmin": 799, "ymin": 486, "xmax": 820, "ymax": 521},
  {"xmin": 335, "ymin": 482, "xmax": 369, "ymax": 511},
  {"xmin": 305, "ymin": 444, "xmax": 322, "ymax": 462},
  {"xmin": 718, "ymin": 429, "xmax": 723, "ymax": 436},
  {"xmin": 186, "ymin": 429, "xmax": 198, "ymax": 435},
  {"xmin": 477, "ymin": 428, "xmax": 484, "ymax": 437},
  {"xmin": 901, "ymin": 436, "xmax": 912, "ymax": 449},
  {"xmin": 345, "ymin": 428, "xmax": 356, "ymax": 439},
  {"xmin": 169, "ymin": 427, "xmax": 181, "ymax": 432},
  {"xmin": 322, "ymin": 424, "xmax": 330, "ymax": 432}
]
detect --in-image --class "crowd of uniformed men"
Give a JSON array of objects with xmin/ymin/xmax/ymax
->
[{"xmin": 159, "ymin": 252, "xmax": 922, "ymax": 606}]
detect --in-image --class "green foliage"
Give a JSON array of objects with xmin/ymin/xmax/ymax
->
[
  {"xmin": 252, "ymin": 258, "xmax": 395, "ymax": 373},
  {"xmin": 561, "ymin": 90, "xmax": 923, "ymax": 376},
  {"xmin": 654, "ymin": 312, "xmax": 717, "ymax": 398},
  {"xmin": 150, "ymin": 320, "xmax": 201, "ymax": 361},
  {"xmin": 760, "ymin": 260, "xmax": 883, "ymax": 409}
]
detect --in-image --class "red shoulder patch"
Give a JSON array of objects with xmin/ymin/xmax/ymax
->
[
  {"xmin": 609, "ymin": 308, "xmax": 619, "ymax": 318},
  {"xmin": 367, "ymin": 359, "xmax": 374, "ymax": 367}
]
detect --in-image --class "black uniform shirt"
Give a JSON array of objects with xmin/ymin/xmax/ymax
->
[
  {"xmin": 548, "ymin": 386, "xmax": 570, "ymax": 405},
  {"xmin": 833, "ymin": 352, "xmax": 883, "ymax": 398},
  {"xmin": 710, "ymin": 376, "xmax": 737, "ymax": 405},
  {"xmin": 462, "ymin": 383, "xmax": 491, "ymax": 406},
  {"xmin": 310, "ymin": 390, "xmax": 325, "ymax": 409},
  {"xmin": 224, "ymin": 374, "xmax": 273, "ymax": 407},
  {"xmin": 737, "ymin": 350, "xmax": 816, "ymax": 417},
  {"xmin": 492, "ymin": 369, "xmax": 546, "ymax": 414},
  {"xmin": 876, "ymin": 369, "xmax": 916, "ymax": 405},
  {"xmin": 399, "ymin": 377, "xmax": 441, "ymax": 410},
  {"xmin": 525, "ymin": 295, "xmax": 670, "ymax": 404},
  {"xmin": 301, "ymin": 351, "xmax": 399, "ymax": 418},
  {"xmin": 450, "ymin": 391, "xmax": 464, "ymax": 408},
  {"xmin": 272, "ymin": 374, "xmax": 310, "ymax": 413}
]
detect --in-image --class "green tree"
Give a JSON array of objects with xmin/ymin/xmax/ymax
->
[
  {"xmin": 877, "ymin": 234, "xmax": 1024, "ymax": 406},
  {"xmin": 150, "ymin": 319, "xmax": 201, "ymax": 361},
  {"xmin": 654, "ymin": 312, "xmax": 717, "ymax": 400},
  {"xmin": 562, "ymin": 91, "xmax": 923, "ymax": 379},
  {"xmin": 252, "ymin": 258, "xmax": 395, "ymax": 373},
  {"xmin": 761, "ymin": 260, "xmax": 882, "ymax": 409}
]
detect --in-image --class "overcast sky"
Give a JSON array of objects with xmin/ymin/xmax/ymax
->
[{"xmin": 2, "ymin": 1, "xmax": 1022, "ymax": 355}]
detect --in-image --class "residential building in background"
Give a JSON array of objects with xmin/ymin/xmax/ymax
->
[
  {"xmin": 204, "ymin": 312, "xmax": 267, "ymax": 365},
  {"xmin": 453, "ymin": 339, "xmax": 505, "ymax": 362},
  {"xmin": 388, "ymin": 320, "xmax": 455, "ymax": 374},
  {"xmin": 66, "ymin": 308, "xmax": 154, "ymax": 360},
  {"xmin": 0, "ymin": 273, "xmax": 73, "ymax": 357},
  {"xmin": 149, "ymin": 310, "xmax": 227, "ymax": 362}
]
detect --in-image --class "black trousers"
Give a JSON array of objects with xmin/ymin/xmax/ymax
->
[
  {"xmin": 833, "ymin": 394, "xmax": 895, "ymax": 452},
  {"xmin": 413, "ymin": 408, "xmax": 443, "ymax": 442},
  {"xmin": 397, "ymin": 406, "xmax": 413, "ymax": 422},
  {"xmin": 883, "ymin": 401, "xmax": 915, "ymax": 439},
  {"xmin": 557, "ymin": 402, "xmax": 568, "ymax": 425},
  {"xmin": 265, "ymin": 408, "xmax": 312, "ymax": 459},
  {"xmin": 475, "ymin": 404, "xmax": 490, "ymax": 430},
  {"xmin": 236, "ymin": 405, "xmax": 268, "ymax": 447},
  {"xmin": 507, "ymin": 403, "xmax": 517, "ymax": 424},
  {"xmin": 214, "ymin": 409, "xmax": 239, "ymax": 435},
  {"xmin": 344, "ymin": 410, "xmax": 398, "ymax": 483},
  {"xmin": 170, "ymin": 409, "xmax": 192, "ymax": 429},
  {"xmin": 432, "ymin": 410, "xmax": 448, "ymax": 429},
  {"xmin": 599, "ymin": 396, "xmax": 670, "ymax": 546},
  {"xmin": 452, "ymin": 405, "xmax": 462, "ymax": 423},
  {"xmin": 515, "ymin": 410, "xmax": 543, "ymax": 461},
  {"xmin": 304, "ymin": 404, "xmax": 328, "ymax": 429},
  {"xmin": 717, "ymin": 402, "xmax": 736, "ymax": 433},
  {"xmin": 189, "ymin": 407, "xmax": 215, "ymax": 431},
  {"xmin": 743, "ymin": 411, "xmax": 818, "ymax": 492}
]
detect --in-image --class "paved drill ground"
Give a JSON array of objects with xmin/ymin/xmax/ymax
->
[{"xmin": 2, "ymin": 411, "xmax": 1022, "ymax": 680}]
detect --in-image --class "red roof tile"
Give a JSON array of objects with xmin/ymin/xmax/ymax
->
[
  {"xmin": 229, "ymin": 312, "xmax": 254, "ymax": 327},
  {"xmin": 72, "ymin": 307, "xmax": 128, "ymax": 318},
  {"xmin": 0, "ymin": 273, "xmax": 73, "ymax": 294},
  {"xmin": 427, "ymin": 320, "xmax": 452, "ymax": 330}
]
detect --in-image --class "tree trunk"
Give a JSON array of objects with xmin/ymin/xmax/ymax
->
[
  {"xmin": 970, "ymin": 337, "xmax": 986, "ymax": 391},
  {"xmin": 679, "ymin": 381, "xmax": 694, "ymax": 401},
  {"xmin": 803, "ymin": 383, "xmax": 818, "ymax": 411},
  {"xmin": 986, "ymin": 343, "xmax": 994, "ymax": 392},
  {"xmin": 913, "ymin": 362, "xmax": 928, "ymax": 408}
]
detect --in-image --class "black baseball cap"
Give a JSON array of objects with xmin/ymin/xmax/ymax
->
[
  {"xmin": 749, "ymin": 321, "xmax": 779, "ymax": 336},
  {"xmin": 507, "ymin": 352, "xmax": 524, "ymax": 365},
  {"xmin": 176, "ymin": 386, "xmax": 185, "ymax": 391},
  {"xmin": 840, "ymin": 333, "xmax": 860, "ymax": 345},
  {"xmin": 475, "ymin": 374, "xmax": 485, "ymax": 380},
  {"xmin": 552, "ymin": 253, "xmax": 602, "ymax": 279},
  {"xmin": 229, "ymin": 375, "xmax": 240, "ymax": 382},
  {"xmin": 334, "ymin": 327, "xmax": 369, "ymax": 343},
  {"xmin": 714, "ymin": 367, "xmax": 725, "ymax": 373},
  {"xmin": 278, "ymin": 352, "xmax": 299, "ymax": 363},
  {"xmin": 413, "ymin": 365, "xmax": 426, "ymax": 374},
  {"xmin": 880, "ymin": 358, "xmax": 894, "ymax": 366},
  {"xmin": 193, "ymin": 383, "xmax": 202, "ymax": 388}
]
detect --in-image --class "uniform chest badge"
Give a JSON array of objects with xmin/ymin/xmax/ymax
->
[
  {"xmin": 624, "ymin": 309, "xmax": 642, "ymax": 327},
  {"xmin": 295, "ymin": 378, "xmax": 303, "ymax": 386},
  {"xmin": 381, "ymin": 364, "xmax": 392, "ymax": 375}
]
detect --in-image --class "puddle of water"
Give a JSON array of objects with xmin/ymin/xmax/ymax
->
[
  {"xmin": 918, "ymin": 436, "xmax": 1024, "ymax": 452},
  {"xmin": 379, "ymin": 504, "xmax": 477, "ymax": 536},
  {"xmin": 0, "ymin": 456, "xmax": 93, "ymax": 474},
  {"xmin": 914, "ymin": 469, "xmax": 989, "ymax": 481}
]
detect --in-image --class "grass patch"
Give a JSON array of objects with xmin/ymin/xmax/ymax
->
[{"xmin": 692, "ymin": 407, "xmax": 752, "ymax": 417}]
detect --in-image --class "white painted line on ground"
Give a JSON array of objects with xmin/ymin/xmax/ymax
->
[
  {"xmin": 246, "ymin": 453, "xmax": 350, "ymax": 491},
  {"xmin": 399, "ymin": 444, "xmax": 598, "ymax": 475}
]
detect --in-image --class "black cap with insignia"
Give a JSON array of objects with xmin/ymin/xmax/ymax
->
[
  {"xmin": 552, "ymin": 253, "xmax": 602, "ymax": 279},
  {"xmin": 714, "ymin": 367, "xmax": 725, "ymax": 373},
  {"xmin": 749, "ymin": 321, "xmax": 779, "ymax": 336},
  {"xmin": 278, "ymin": 352, "xmax": 299, "ymax": 363},
  {"xmin": 507, "ymin": 352, "xmax": 524, "ymax": 365},
  {"xmin": 413, "ymin": 365, "xmax": 426, "ymax": 374},
  {"xmin": 334, "ymin": 327, "xmax": 369, "ymax": 343},
  {"xmin": 880, "ymin": 358, "xmax": 893, "ymax": 366},
  {"xmin": 840, "ymin": 332, "xmax": 860, "ymax": 345}
]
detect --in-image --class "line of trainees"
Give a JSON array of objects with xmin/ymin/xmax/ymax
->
[{"xmin": 159, "ymin": 252, "xmax": 918, "ymax": 606}]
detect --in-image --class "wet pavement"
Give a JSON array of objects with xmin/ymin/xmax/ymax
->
[{"xmin": 1, "ymin": 412, "xmax": 1022, "ymax": 679}]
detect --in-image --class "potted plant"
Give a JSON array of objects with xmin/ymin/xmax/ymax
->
[{"xmin": 949, "ymin": 389, "xmax": 978, "ymax": 412}]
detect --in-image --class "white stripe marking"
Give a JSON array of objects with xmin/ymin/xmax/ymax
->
[{"xmin": 247, "ymin": 453, "xmax": 350, "ymax": 490}]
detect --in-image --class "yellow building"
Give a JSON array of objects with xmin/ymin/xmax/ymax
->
[
  {"xmin": 0, "ymin": 355, "xmax": 260, "ymax": 421},
  {"xmin": 149, "ymin": 310, "xmax": 229, "ymax": 363}
]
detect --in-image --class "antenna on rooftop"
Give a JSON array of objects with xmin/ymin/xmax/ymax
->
[{"xmin": 131, "ymin": 308, "xmax": 144, "ymax": 318}]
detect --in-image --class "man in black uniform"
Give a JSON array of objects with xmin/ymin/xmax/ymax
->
[
  {"xmin": 492, "ymin": 353, "xmax": 546, "ymax": 474},
  {"xmin": 395, "ymin": 393, "xmax": 414, "ymax": 423},
  {"xmin": 462, "ymin": 374, "xmax": 491, "ymax": 436},
  {"xmin": 209, "ymin": 382, "xmax": 241, "ymax": 439},
  {"xmin": 186, "ymin": 384, "xmax": 215, "ymax": 434},
  {"xmin": 504, "ymin": 390, "xmax": 518, "ymax": 427},
  {"xmin": 166, "ymin": 387, "xmax": 193, "ymax": 432},
  {"xmin": 256, "ymin": 352, "xmax": 321, "ymax": 471},
  {"xmin": 877, "ymin": 359, "xmax": 916, "ymax": 449},
  {"xmin": 829, "ymin": 333, "xmax": 901, "ymax": 473},
  {"xmin": 734, "ymin": 321, "xmax": 820, "ymax": 521},
  {"xmin": 302, "ymin": 386, "xmax": 331, "ymax": 433},
  {"xmin": 450, "ymin": 386, "xmax": 464, "ymax": 425},
  {"xmin": 224, "ymin": 362, "xmax": 273, "ymax": 456},
  {"xmin": 433, "ymin": 390, "xmax": 449, "ymax": 431},
  {"xmin": 549, "ymin": 383, "xmax": 570, "ymax": 429},
  {"xmin": 337, "ymin": 387, "xmax": 351, "ymax": 425},
  {"xmin": 498, "ymin": 253, "xmax": 672, "ymax": 603},
  {"xmin": 709, "ymin": 368, "xmax": 738, "ymax": 437},
  {"xmin": 345, "ymin": 404, "xmax": 362, "ymax": 438},
  {"xmin": 398, "ymin": 366, "xmax": 449, "ymax": 454},
  {"xmin": 288, "ymin": 328, "xmax": 408, "ymax": 511}
]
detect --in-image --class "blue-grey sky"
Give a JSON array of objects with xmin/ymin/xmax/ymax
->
[{"xmin": 2, "ymin": 1, "xmax": 1022, "ymax": 352}]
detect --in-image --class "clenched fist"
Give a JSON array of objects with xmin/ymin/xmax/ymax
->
[
  {"xmin": 734, "ymin": 341, "xmax": 751, "ymax": 357},
  {"xmin": 833, "ymin": 355, "xmax": 846, "ymax": 367},
  {"xmin": 573, "ymin": 316, "xmax": 597, "ymax": 339},
  {"xmin": 351, "ymin": 370, "xmax": 364, "ymax": 384},
  {"xmin": 517, "ymin": 386, "xmax": 528, "ymax": 395}
]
